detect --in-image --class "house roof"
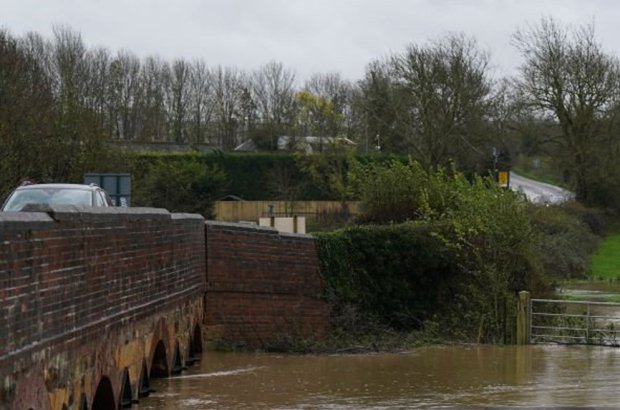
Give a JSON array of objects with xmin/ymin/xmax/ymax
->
[
  {"xmin": 234, "ymin": 136, "xmax": 357, "ymax": 153},
  {"xmin": 233, "ymin": 139, "xmax": 259, "ymax": 152},
  {"xmin": 277, "ymin": 136, "xmax": 357, "ymax": 152}
]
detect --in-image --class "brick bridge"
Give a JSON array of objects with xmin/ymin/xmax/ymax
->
[{"xmin": 0, "ymin": 207, "xmax": 328, "ymax": 410}]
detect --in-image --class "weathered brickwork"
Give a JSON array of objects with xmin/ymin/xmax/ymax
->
[
  {"xmin": 204, "ymin": 221, "xmax": 329, "ymax": 348},
  {"xmin": 0, "ymin": 206, "xmax": 205, "ymax": 410},
  {"xmin": 0, "ymin": 210, "xmax": 330, "ymax": 409}
]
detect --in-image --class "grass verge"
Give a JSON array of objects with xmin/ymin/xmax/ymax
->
[
  {"xmin": 512, "ymin": 155, "xmax": 566, "ymax": 187},
  {"xmin": 591, "ymin": 233, "xmax": 620, "ymax": 280}
]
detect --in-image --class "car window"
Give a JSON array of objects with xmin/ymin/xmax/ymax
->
[
  {"xmin": 94, "ymin": 191, "xmax": 105, "ymax": 206},
  {"xmin": 48, "ymin": 189, "xmax": 92, "ymax": 206},
  {"xmin": 2, "ymin": 188, "xmax": 93, "ymax": 211},
  {"xmin": 102, "ymin": 191, "xmax": 114, "ymax": 206},
  {"xmin": 2, "ymin": 190, "xmax": 50, "ymax": 211}
]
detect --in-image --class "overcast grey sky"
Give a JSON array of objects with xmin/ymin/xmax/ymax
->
[{"xmin": 3, "ymin": 0, "xmax": 620, "ymax": 82}]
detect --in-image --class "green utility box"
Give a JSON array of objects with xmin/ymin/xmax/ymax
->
[{"xmin": 84, "ymin": 173, "xmax": 131, "ymax": 207}]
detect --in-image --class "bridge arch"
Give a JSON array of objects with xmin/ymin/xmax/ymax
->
[
  {"xmin": 149, "ymin": 340, "xmax": 169, "ymax": 378},
  {"xmin": 92, "ymin": 376, "xmax": 115, "ymax": 410},
  {"xmin": 138, "ymin": 359, "xmax": 151, "ymax": 398},
  {"xmin": 120, "ymin": 367, "xmax": 133, "ymax": 408},
  {"xmin": 186, "ymin": 323, "xmax": 203, "ymax": 365},
  {"xmin": 79, "ymin": 393, "xmax": 88, "ymax": 410},
  {"xmin": 193, "ymin": 323, "xmax": 203, "ymax": 355},
  {"xmin": 172, "ymin": 340, "xmax": 183, "ymax": 375},
  {"xmin": 186, "ymin": 337, "xmax": 197, "ymax": 366}
]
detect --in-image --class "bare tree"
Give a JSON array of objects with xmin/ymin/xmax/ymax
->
[
  {"xmin": 0, "ymin": 29, "xmax": 53, "ymax": 193},
  {"xmin": 1, "ymin": 27, "xmax": 117, "ymax": 190},
  {"xmin": 19, "ymin": 31, "xmax": 54, "ymax": 81},
  {"xmin": 107, "ymin": 50, "xmax": 141, "ymax": 140},
  {"xmin": 356, "ymin": 59, "xmax": 400, "ymax": 152},
  {"xmin": 84, "ymin": 47, "xmax": 111, "ymax": 128},
  {"xmin": 168, "ymin": 59, "xmax": 191, "ymax": 143},
  {"xmin": 49, "ymin": 26, "xmax": 104, "ymax": 179},
  {"xmin": 238, "ymin": 81, "xmax": 257, "ymax": 144},
  {"xmin": 251, "ymin": 61, "xmax": 296, "ymax": 149},
  {"xmin": 211, "ymin": 66, "xmax": 245, "ymax": 150},
  {"xmin": 188, "ymin": 60, "xmax": 213, "ymax": 144},
  {"xmin": 393, "ymin": 33, "xmax": 494, "ymax": 169},
  {"xmin": 513, "ymin": 17, "xmax": 620, "ymax": 202},
  {"xmin": 137, "ymin": 56, "xmax": 170, "ymax": 141},
  {"xmin": 51, "ymin": 26, "xmax": 89, "ymax": 107}
]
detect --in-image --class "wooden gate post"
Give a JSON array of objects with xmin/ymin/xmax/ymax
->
[{"xmin": 516, "ymin": 291, "xmax": 531, "ymax": 345}]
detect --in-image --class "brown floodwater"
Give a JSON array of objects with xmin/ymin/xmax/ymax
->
[{"xmin": 134, "ymin": 345, "xmax": 620, "ymax": 409}]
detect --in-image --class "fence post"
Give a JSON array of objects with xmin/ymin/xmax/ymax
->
[
  {"xmin": 517, "ymin": 291, "xmax": 531, "ymax": 345},
  {"xmin": 586, "ymin": 302, "xmax": 591, "ymax": 344}
]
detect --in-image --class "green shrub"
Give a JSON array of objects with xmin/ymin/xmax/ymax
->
[
  {"xmin": 528, "ymin": 205, "xmax": 600, "ymax": 279},
  {"xmin": 316, "ymin": 161, "xmax": 548, "ymax": 342},
  {"xmin": 315, "ymin": 223, "xmax": 456, "ymax": 330},
  {"xmin": 349, "ymin": 160, "xmax": 428, "ymax": 223},
  {"xmin": 560, "ymin": 201, "xmax": 616, "ymax": 236},
  {"xmin": 315, "ymin": 220, "xmax": 544, "ymax": 343},
  {"xmin": 132, "ymin": 154, "xmax": 227, "ymax": 218},
  {"xmin": 130, "ymin": 152, "xmax": 408, "ymax": 202},
  {"xmin": 209, "ymin": 152, "xmax": 324, "ymax": 200}
]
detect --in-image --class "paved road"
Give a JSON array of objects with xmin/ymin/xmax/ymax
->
[{"xmin": 509, "ymin": 172, "xmax": 575, "ymax": 204}]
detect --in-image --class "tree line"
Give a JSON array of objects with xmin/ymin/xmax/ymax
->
[{"xmin": 3, "ymin": 18, "xmax": 620, "ymax": 206}]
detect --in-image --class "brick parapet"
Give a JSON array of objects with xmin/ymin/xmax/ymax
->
[
  {"xmin": 204, "ymin": 221, "xmax": 329, "ymax": 348},
  {"xmin": 0, "ymin": 207, "xmax": 205, "ymax": 377}
]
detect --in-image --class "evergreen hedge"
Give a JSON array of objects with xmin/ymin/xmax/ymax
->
[
  {"xmin": 132, "ymin": 152, "xmax": 326, "ymax": 201},
  {"xmin": 314, "ymin": 223, "xmax": 457, "ymax": 331},
  {"xmin": 130, "ymin": 151, "xmax": 405, "ymax": 203}
]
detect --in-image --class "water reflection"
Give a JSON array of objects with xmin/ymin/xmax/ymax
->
[{"xmin": 135, "ymin": 345, "xmax": 620, "ymax": 409}]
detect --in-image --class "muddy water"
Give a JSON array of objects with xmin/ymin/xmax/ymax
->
[{"xmin": 135, "ymin": 345, "xmax": 620, "ymax": 409}]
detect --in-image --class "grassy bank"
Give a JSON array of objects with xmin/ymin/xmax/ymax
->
[{"xmin": 591, "ymin": 233, "xmax": 620, "ymax": 280}]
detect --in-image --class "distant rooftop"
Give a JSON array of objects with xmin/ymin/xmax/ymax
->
[{"xmin": 235, "ymin": 136, "xmax": 357, "ymax": 153}]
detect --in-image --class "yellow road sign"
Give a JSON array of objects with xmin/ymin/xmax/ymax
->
[{"xmin": 498, "ymin": 171, "xmax": 509, "ymax": 188}]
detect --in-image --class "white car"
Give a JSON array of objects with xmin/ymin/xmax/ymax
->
[{"xmin": 1, "ymin": 183, "xmax": 114, "ymax": 211}]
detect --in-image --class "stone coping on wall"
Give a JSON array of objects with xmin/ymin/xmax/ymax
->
[
  {"xmin": 15, "ymin": 203, "xmax": 204, "ymax": 222},
  {"xmin": 0, "ymin": 211, "xmax": 55, "ymax": 229},
  {"xmin": 0, "ymin": 204, "xmax": 207, "ymax": 371},
  {"xmin": 0, "ymin": 203, "xmax": 207, "ymax": 409}
]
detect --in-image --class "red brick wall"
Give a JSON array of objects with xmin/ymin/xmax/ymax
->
[
  {"xmin": 204, "ymin": 221, "xmax": 329, "ymax": 348},
  {"xmin": 0, "ymin": 206, "xmax": 205, "ymax": 408},
  {"xmin": 0, "ymin": 207, "xmax": 329, "ymax": 407}
]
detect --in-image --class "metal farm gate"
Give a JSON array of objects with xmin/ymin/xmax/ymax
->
[{"xmin": 528, "ymin": 298, "xmax": 620, "ymax": 346}]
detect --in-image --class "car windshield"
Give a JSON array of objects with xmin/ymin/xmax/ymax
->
[{"xmin": 2, "ymin": 188, "xmax": 92, "ymax": 211}]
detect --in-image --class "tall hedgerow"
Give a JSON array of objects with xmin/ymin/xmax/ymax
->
[{"xmin": 316, "ymin": 160, "xmax": 547, "ymax": 342}]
